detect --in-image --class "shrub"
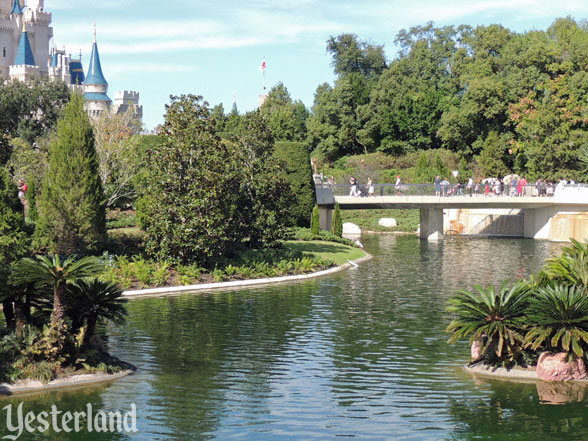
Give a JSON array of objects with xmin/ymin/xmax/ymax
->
[
  {"xmin": 331, "ymin": 203, "xmax": 342, "ymax": 237},
  {"xmin": 274, "ymin": 142, "xmax": 315, "ymax": 227},
  {"xmin": 35, "ymin": 93, "xmax": 106, "ymax": 254},
  {"xmin": 524, "ymin": 285, "xmax": 588, "ymax": 357},
  {"xmin": 446, "ymin": 280, "xmax": 531, "ymax": 366},
  {"xmin": 311, "ymin": 205, "xmax": 320, "ymax": 235}
]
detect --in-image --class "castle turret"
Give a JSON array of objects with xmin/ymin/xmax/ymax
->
[
  {"xmin": 83, "ymin": 26, "xmax": 111, "ymax": 120},
  {"xmin": 9, "ymin": 20, "xmax": 40, "ymax": 82}
]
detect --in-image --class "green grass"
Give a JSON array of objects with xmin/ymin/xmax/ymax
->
[
  {"xmin": 284, "ymin": 240, "xmax": 367, "ymax": 266},
  {"xmin": 341, "ymin": 209, "xmax": 419, "ymax": 233}
]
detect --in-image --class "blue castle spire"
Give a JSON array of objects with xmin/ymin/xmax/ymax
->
[
  {"xmin": 10, "ymin": 0, "xmax": 23, "ymax": 15},
  {"xmin": 85, "ymin": 40, "xmax": 107, "ymax": 85},
  {"xmin": 14, "ymin": 27, "xmax": 36, "ymax": 66},
  {"xmin": 84, "ymin": 25, "xmax": 111, "ymax": 105}
]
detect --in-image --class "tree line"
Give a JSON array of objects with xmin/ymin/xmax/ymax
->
[{"xmin": 220, "ymin": 17, "xmax": 588, "ymax": 182}]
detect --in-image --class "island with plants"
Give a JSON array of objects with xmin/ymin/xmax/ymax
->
[
  {"xmin": 0, "ymin": 87, "xmax": 365, "ymax": 391},
  {"xmin": 446, "ymin": 239, "xmax": 588, "ymax": 383}
]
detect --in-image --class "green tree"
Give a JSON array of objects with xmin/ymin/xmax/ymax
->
[
  {"xmin": 274, "ymin": 142, "xmax": 315, "ymax": 227},
  {"xmin": 65, "ymin": 278, "xmax": 127, "ymax": 348},
  {"xmin": 260, "ymin": 83, "xmax": 308, "ymax": 142},
  {"xmin": 225, "ymin": 111, "xmax": 294, "ymax": 248},
  {"xmin": 0, "ymin": 167, "xmax": 28, "ymax": 264},
  {"xmin": 446, "ymin": 280, "xmax": 531, "ymax": 366},
  {"xmin": 477, "ymin": 131, "xmax": 510, "ymax": 178},
  {"xmin": 311, "ymin": 205, "xmax": 320, "ymax": 234},
  {"xmin": 0, "ymin": 80, "xmax": 70, "ymax": 165},
  {"xmin": 92, "ymin": 109, "xmax": 143, "ymax": 208},
  {"xmin": 9, "ymin": 254, "xmax": 104, "ymax": 329},
  {"xmin": 35, "ymin": 93, "xmax": 106, "ymax": 254},
  {"xmin": 25, "ymin": 174, "xmax": 38, "ymax": 223},
  {"xmin": 524, "ymin": 285, "xmax": 588, "ymax": 358},
  {"xmin": 139, "ymin": 95, "xmax": 293, "ymax": 265},
  {"xmin": 331, "ymin": 203, "xmax": 342, "ymax": 237}
]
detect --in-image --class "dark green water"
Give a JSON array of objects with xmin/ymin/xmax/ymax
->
[{"xmin": 3, "ymin": 235, "xmax": 588, "ymax": 440}]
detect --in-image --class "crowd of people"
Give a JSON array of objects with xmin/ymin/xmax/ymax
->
[{"xmin": 337, "ymin": 174, "xmax": 575, "ymax": 197}]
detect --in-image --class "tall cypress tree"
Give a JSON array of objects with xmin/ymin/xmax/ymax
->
[{"xmin": 36, "ymin": 93, "xmax": 106, "ymax": 255}]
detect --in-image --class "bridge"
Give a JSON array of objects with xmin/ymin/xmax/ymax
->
[{"xmin": 315, "ymin": 183, "xmax": 588, "ymax": 241}]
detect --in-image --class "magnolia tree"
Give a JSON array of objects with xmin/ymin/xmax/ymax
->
[{"xmin": 138, "ymin": 94, "xmax": 293, "ymax": 266}]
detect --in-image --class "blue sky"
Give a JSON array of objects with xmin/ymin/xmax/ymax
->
[{"xmin": 48, "ymin": 0, "xmax": 588, "ymax": 131}]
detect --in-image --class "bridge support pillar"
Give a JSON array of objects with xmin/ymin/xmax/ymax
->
[
  {"xmin": 319, "ymin": 207, "xmax": 333, "ymax": 231},
  {"xmin": 420, "ymin": 208, "xmax": 444, "ymax": 241}
]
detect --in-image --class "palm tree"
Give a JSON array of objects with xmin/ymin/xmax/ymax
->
[
  {"xmin": 9, "ymin": 254, "xmax": 104, "ymax": 328},
  {"xmin": 524, "ymin": 284, "xmax": 588, "ymax": 358},
  {"xmin": 446, "ymin": 280, "xmax": 531, "ymax": 365},
  {"xmin": 65, "ymin": 278, "xmax": 127, "ymax": 348}
]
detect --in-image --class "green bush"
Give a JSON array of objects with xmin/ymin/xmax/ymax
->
[
  {"xmin": 274, "ymin": 142, "xmax": 315, "ymax": 227},
  {"xmin": 331, "ymin": 203, "xmax": 342, "ymax": 237},
  {"xmin": 311, "ymin": 205, "xmax": 320, "ymax": 234}
]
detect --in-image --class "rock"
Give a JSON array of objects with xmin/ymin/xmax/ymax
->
[
  {"xmin": 342, "ymin": 222, "xmax": 361, "ymax": 235},
  {"xmin": 536, "ymin": 379, "xmax": 586, "ymax": 404},
  {"xmin": 378, "ymin": 218, "xmax": 397, "ymax": 228},
  {"xmin": 536, "ymin": 351, "xmax": 587, "ymax": 382},
  {"xmin": 427, "ymin": 231, "xmax": 443, "ymax": 241},
  {"xmin": 471, "ymin": 339, "xmax": 485, "ymax": 362}
]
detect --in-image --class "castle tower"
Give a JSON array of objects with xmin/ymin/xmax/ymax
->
[
  {"xmin": 232, "ymin": 89, "xmax": 238, "ymax": 113},
  {"xmin": 0, "ymin": 0, "xmax": 22, "ymax": 79},
  {"xmin": 83, "ymin": 26, "xmax": 111, "ymax": 120},
  {"xmin": 9, "ymin": 20, "xmax": 40, "ymax": 82},
  {"xmin": 22, "ymin": 0, "xmax": 52, "ymax": 79}
]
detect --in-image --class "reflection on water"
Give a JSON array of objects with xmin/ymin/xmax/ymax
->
[{"xmin": 3, "ymin": 235, "xmax": 585, "ymax": 441}]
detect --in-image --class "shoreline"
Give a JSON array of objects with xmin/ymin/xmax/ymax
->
[
  {"xmin": 465, "ymin": 363, "xmax": 588, "ymax": 384},
  {"xmin": 122, "ymin": 252, "xmax": 372, "ymax": 299},
  {"xmin": 0, "ymin": 252, "xmax": 370, "ymax": 396},
  {"xmin": 0, "ymin": 369, "xmax": 135, "ymax": 397}
]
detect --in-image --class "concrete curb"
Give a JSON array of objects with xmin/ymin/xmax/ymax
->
[
  {"xmin": 122, "ymin": 252, "xmax": 372, "ymax": 299},
  {"xmin": 465, "ymin": 364, "xmax": 588, "ymax": 383},
  {"xmin": 0, "ymin": 369, "xmax": 135, "ymax": 396}
]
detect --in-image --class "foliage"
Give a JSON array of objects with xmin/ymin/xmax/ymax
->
[
  {"xmin": 274, "ymin": 141, "xmax": 315, "ymax": 227},
  {"xmin": 65, "ymin": 278, "xmax": 127, "ymax": 347},
  {"xmin": 139, "ymin": 95, "xmax": 293, "ymax": 266},
  {"xmin": 446, "ymin": 280, "xmax": 531, "ymax": 365},
  {"xmin": 0, "ymin": 167, "xmax": 29, "ymax": 264},
  {"xmin": 0, "ymin": 80, "xmax": 70, "ymax": 165},
  {"xmin": 106, "ymin": 210, "xmax": 138, "ymax": 229},
  {"xmin": 310, "ymin": 204, "xmax": 320, "ymax": 235},
  {"xmin": 259, "ymin": 83, "xmax": 308, "ymax": 142},
  {"xmin": 25, "ymin": 174, "xmax": 38, "ymax": 223},
  {"xmin": 92, "ymin": 109, "xmax": 144, "ymax": 208},
  {"xmin": 523, "ymin": 285, "xmax": 588, "ymax": 357},
  {"xmin": 35, "ymin": 93, "xmax": 107, "ymax": 254},
  {"xmin": 538, "ymin": 239, "xmax": 588, "ymax": 291},
  {"xmin": 9, "ymin": 254, "xmax": 105, "ymax": 328},
  {"xmin": 331, "ymin": 203, "xmax": 342, "ymax": 237}
]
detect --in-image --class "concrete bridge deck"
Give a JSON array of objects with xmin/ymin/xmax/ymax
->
[{"xmin": 316, "ymin": 185, "xmax": 588, "ymax": 241}]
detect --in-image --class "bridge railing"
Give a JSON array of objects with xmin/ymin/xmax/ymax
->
[{"xmin": 318, "ymin": 183, "xmax": 557, "ymax": 197}]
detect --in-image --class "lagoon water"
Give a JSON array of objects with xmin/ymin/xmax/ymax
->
[{"xmin": 4, "ymin": 235, "xmax": 588, "ymax": 440}]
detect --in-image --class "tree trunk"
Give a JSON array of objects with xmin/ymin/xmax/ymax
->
[
  {"xmin": 51, "ymin": 283, "xmax": 67, "ymax": 326},
  {"xmin": 2, "ymin": 300, "xmax": 15, "ymax": 332},
  {"xmin": 14, "ymin": 298, "xmax": 28, "ymax": 337},
  {"xmin": 83, "ymin": 315, "xmax": 98, "ymax": 349}
]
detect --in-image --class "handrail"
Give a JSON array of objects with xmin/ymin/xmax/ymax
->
[{"xmin": 317, "ymin": 183, "xmax": 556, "ymax": 198}]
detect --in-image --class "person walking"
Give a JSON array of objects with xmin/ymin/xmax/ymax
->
[
  {"xmin": 367, "ymin": 177, "xmax": 374, "ymax": 196},
  {"xmin": 467, "ymin": 177, "xmax": 473, "ymax": 197},
  {"xmin": 395, "ymin": 175, "xmax": 402, "ymax": 196},
  {"xmin": 434, "ymin": 175, "xmax": 441, "ymax": 197},
  {"xmin": 349, "ymin": 177, "xmax": 359, "ymax": 197}
]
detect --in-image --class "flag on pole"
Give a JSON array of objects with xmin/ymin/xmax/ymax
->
[{"xmin": 259, "ymin": 58, "xmax": 267, "ymax": 72}]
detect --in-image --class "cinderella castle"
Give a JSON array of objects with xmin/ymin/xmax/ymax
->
[{"xmin": 0, "ymin": 0, "xmax": 142, "ymax": 122}]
